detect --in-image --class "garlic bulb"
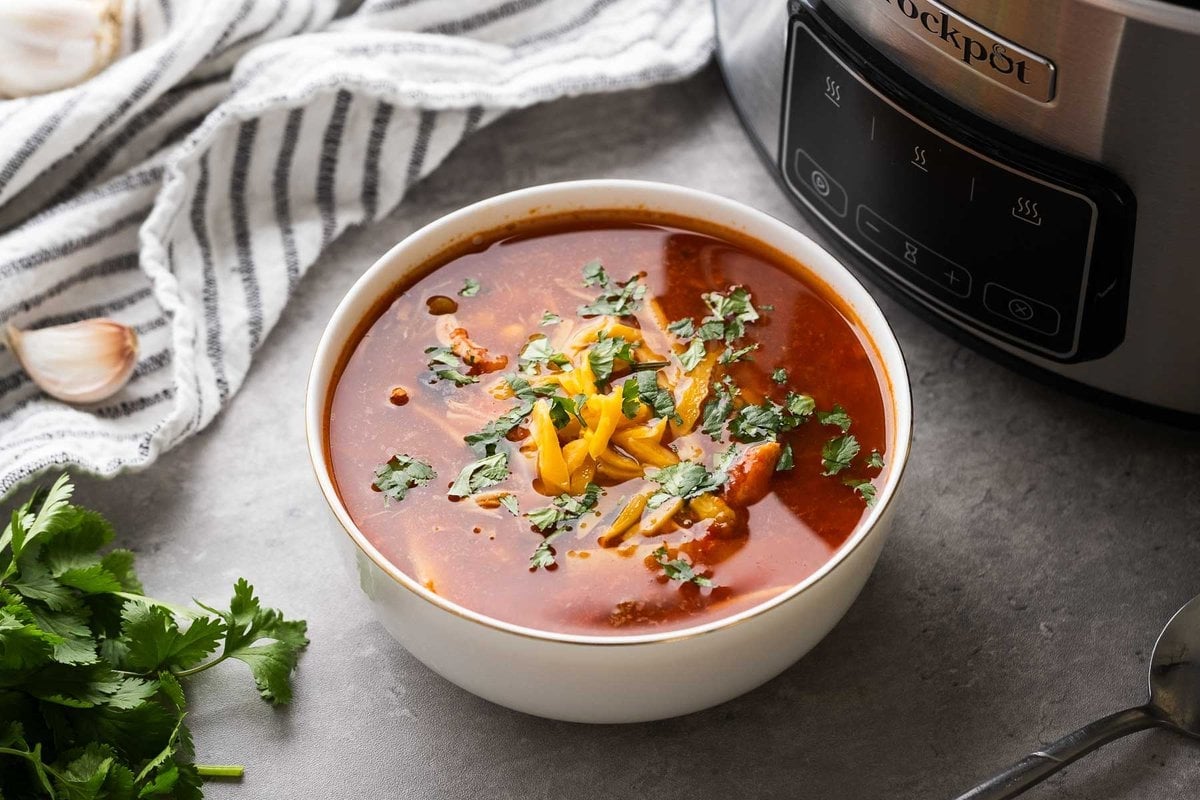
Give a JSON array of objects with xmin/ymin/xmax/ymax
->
[
  {"xmin": 0, "ymin": 0, "xmax": 124, "ymax": 99},
  {"xmin": 5, "ymin": 318, "xmax": 138, "ymax": 404}
]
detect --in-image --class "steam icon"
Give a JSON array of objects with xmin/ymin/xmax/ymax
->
[
  {"xmin": 1012, "ymin": 196, "xmax": 1042, "ymax": 226},
  {"xmin": 824, "ymin": 76, "xmax": 841, "ymax": 106}
]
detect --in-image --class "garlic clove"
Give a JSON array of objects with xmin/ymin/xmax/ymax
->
[
  {"xmin": 0, "ymin": 0, "xmax": 124, "ymax": 99},
  {"xmin": 5, "ymin": 318, "xmax": 138, "ymax": 404}
]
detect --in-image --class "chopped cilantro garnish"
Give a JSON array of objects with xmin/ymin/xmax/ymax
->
[
  {"xmin": 424, "ymin": 346, "xmax": 477, "ymax": 386},
  {"xmin": 867, "ymin": 450, "xmax": 885, "ymax": 470},
  {"xmin": 817, "ymin": 404, "xmax": 852, "ymax": 433},
  {"xmin": 505, "ymin": 373, "xmax": 558, "ymax": 401},
  {"xmin": 499, "ymin": 494, "xmax": 520, "ymax": 516},
  {"xmin": 652, "ymin": 545, "xmax": 715, "ymax": 588},
  {"xmin": 529, "ymin": 535, "xmax": 561, "ymax": 570},
  {"xmin": 718, "ymin": 343, "xmax": 758, "ymax": 364},
  {"xmin": 540, "ymin": 311, "xmax": 562, "ymax": 326},
  {"xmin": 372, "ymin": 455, "xmax": 436, "ymax": 504},
  {"xmin": 632, "ymin": 369, "xmax": 680, "ymax": 424},
  {"xmin": 645, "ymin": 461, "xmax": 724, "ymax": 508},
  {"xmin": 785, "ymin": 392, "xmax": 816, "ymax": 418},
  {"xmin": 458, "ymin": 278, "xmax": 481, "ymax": 297},
  {"xmin": 698, "ymin": 286, "xmax": 761, "ymax": 344},
  {"xmin": 527, "ymin": 484, "xmax": 602, "ymax": 569},
  {"xmin": 821, "ymin": 435, "xmax": 860, "ymax": 476},
  {"xmin": 579, "ymin": 274, "xmax": 646, "ymax": 317},
  {"xmin": 843, "ymin": 477, "xmax": 877, "ymax": 506},
  {"xmin": 464, "ymin": 403, "xmax": 531, "ymax": 454},
  {"xmin": 667, "ymin": 317, "xmax": 695, "ymax": 339},
  {"xmin": 700, "ymin": 377, "xmax": 739, "ymax": 438},
  {"xmin": 547, "ymin": 393, "xmax": 583, "ymax": 429},
  {"xmin": 518, "ymin": 336, "xmax": 570, "ymax": 374},
  {"xmin": 620, "ymin": 378, "xmax": 640, "ymax": 418},
  {"xmin": 449, "ymin": 452, "xmax": 509, "ymax": 498},
  {"xmin": 582, "ymin": 259, "xmax": 608, "ymax": 287},
  {"xmin": 772, "ymin": 367, "xmax": 788, "ymax": 384},
  {"xmin": 728, "ymin": 402, "xmax": 787, "ymax": 442},
  {"xmin": 678, "ymin": 338, "xmax": 706, "ymax": 372},
  {"xmin": 527, "ymin": 484, "xmax": 601, "ymax": 533},
  {"xmin": 776, "ymin": 442, "xmax": 795, "ymax": 472},
  {"xmin": 588, "ymin": 333, "xmax": 637, "ymax": 385}
]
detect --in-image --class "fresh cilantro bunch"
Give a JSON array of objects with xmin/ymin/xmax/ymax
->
[{"xmin": 0, "ymin": 476, "xmax": 308, "ymax": 799}]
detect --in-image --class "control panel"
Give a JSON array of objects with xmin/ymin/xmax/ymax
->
[{"xmin": 780, "ymin": 9, "xmax": 1135, "ymax": 362}]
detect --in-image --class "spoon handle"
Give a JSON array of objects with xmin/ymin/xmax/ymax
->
[{"xmin": 951, "ymin": 705, "xmax": 1161, "ymax": 800}]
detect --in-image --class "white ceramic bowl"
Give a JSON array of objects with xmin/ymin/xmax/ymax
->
[{"xmin": 306, "ymin": 180, "xmax": 912, "ymax": 723}]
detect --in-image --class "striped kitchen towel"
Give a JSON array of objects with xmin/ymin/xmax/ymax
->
[{"xmin": 0, "ymin": 0, "xmax": 714, "ymax": 497}]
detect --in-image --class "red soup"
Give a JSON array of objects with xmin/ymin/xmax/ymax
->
[{"xmin": 327, "ymin": 211, "xmax": 892, "ymax": 635}]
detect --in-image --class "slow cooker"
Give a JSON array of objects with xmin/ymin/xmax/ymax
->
[{"xmin": 715, "ymin": 0, "xmax": 1200, "ymax": 421}]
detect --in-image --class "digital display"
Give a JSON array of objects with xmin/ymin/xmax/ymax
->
[{"xmin": 780, "ymin": 19, "xmax": 1115, "ymax": 360}]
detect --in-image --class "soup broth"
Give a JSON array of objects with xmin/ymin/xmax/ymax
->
[{"xmin": 327, "ymin": 212, "xmax": 891, "ymax": 635}]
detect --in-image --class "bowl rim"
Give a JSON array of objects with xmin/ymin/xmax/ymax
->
[{"xmin": 305, "ymin": 179, "xmax": 913, "ymax": 647}]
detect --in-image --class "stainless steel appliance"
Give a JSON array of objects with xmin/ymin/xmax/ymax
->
[{"xmin": 714, "ymin": 0, "xmax": 1200, "ymax": 421}]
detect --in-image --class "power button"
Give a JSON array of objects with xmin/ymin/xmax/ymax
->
[{"xmin": 793, "ymin": 148, "xmax": 847, "ymax": 217}]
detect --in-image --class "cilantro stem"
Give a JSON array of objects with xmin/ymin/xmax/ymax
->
[
  {"xmin": 0, "ymin": 746, "xmax": 67, "ymax": 792},
  {"xmin": 197, "ymin": 764, "xmax": 245, "ymax": 779},
  {"xmin": 172, "ymin": 653, "xmax": 229, "ymax": 679}
]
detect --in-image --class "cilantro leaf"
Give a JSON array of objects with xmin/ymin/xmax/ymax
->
[
  {"xmin": 504, "ymin": 374, "xmax": 558, "ymax": 402},
  {"xmin": 527, "ymin": 485, "xmax": 601, "ymax": 569},
  {"xmin": 526, "ymin": 484, "xmax": 601, "ymax": 534},
  {"xmin": 729, "ymin": 402, "xmax": 788, "ymax": 443},
  {"xmin": 652, "ymin": 545, "xmax": 715, "ymax": 588},
  {"xmin": 843, "ymin": 477, "xmax": 877, "ymax": 506},
  {"xmin": 540, "ymin": 311, "xmax": 562, "ymax": 326},
  {"xmin": 776, "ymin": 442, "xmax": 795, "ymax": 472},
  {"xmin": 587, "ymin": 333, "xmax": 637, "ymax": 386},
  {"xmin": 620, "ymin": 378, "xmax": 640, "ymax": 419},
  {"xmin": 448, "ymin": 452, "xmax": 509, "ymax": 498},
  {"xmin": 2, "ymin": 473, "xmax": 73, "ymax": 570},
  {"xmin": 632, "ymin": 369, "xmax": 680, "ymax": 424},
  {"xmin": 424, "ymin": 346, "xmax": 477, "ymax": 387},
  {"xmin": 529, "ymin": 535, "xmax": 561, "ymax": 570},
  {"xmin": 581, "ymin": 259, "xmax": 608, "ymax": 287},
  {"xmin": 196, "ymin": 579, "xmax": 310, "ymax": 705},
  {"xmin": 817, "ymin": 404, "xmax": 852, "ymax": 433},
  {"xmin": 772, "ymin": 368, "xmax": 788, "ymax": 384},
  {"xmin": 678, "ymin": 339, "xmax": 706, "ymax": 372},
  {"xmin": 498, "ymin": 495, "xmax": 520, "ymax": 516},
  {"xmin": 868, "ymin": 450, "xmax": 885, "ymax": 470},
  {"xmin": 120, "ymin": 602, "xmax": 225, "ymax": 673},
  {"xmin": 458, "ymin": 278, "xmax": 481, "ymax": 297},
  {"xmin": 821, "ymin": 435, "xmax": 860, "ymax": 476},
  {"xmin": 718, "ymin": 343, "xmax": 758, "ymax": 364},
  {"xmin": 464, "ymin": 403, "xmax": 532, "ymax": 454},
  {"xmin": 518, "ymin": 336, "xmax": 570, "ymax": 374},
  {"xmin": 785, "ymin": 392, "xmax": 815, "ymax": 419},
  {"xmin": 700, "ymin": 377, "xmax": 738, "ymax": 438},
  {"xmin": 579, "ymin": 274, "xmax": 646, "ymax": 317},
  {"xmin": 667, "ymin": 318, "xmax": 695, "ymax": 339},
  {"xmin": 645, "ymin": 462, "xmax": 724, "ymax": 508},
  {"xmin": 696, "ymin": 286, "xmax": 761, "ymax": 344},
  {"xmin": 372, "ymin": 455, "xmax": 437, "ymax": 504}
]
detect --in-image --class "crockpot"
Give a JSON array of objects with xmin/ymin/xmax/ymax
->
[{"xmin": 715, "ymin": 0, "xmax": 1200, "ymax": 421}]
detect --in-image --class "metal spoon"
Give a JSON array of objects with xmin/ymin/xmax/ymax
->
[{"xmin": 952, "ymin": 593, "xmax": 1200, "ymax": 800}]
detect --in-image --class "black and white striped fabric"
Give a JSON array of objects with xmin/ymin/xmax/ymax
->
[{"xmin": 0, "ymin": 0, "xmax": 713, "ymax": 497}]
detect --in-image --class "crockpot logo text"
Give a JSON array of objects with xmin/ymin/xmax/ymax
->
[
  {"xmin": 876, "ymin": 0, "xmax": 1047, "ymax": 94},
  {"xmin": 881, "ymin": 0, "xmax": 1029, "ymax": 83}
]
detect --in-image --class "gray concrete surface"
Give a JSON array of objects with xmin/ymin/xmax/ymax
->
[{"xmin": 56, "ymin": 65, "xmax": 1200, "ymax": 798}]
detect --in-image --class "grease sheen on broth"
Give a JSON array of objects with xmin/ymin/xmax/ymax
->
[{"xmin": 327, "ymin": 212, "xmax": 891, "ymax": 635}]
